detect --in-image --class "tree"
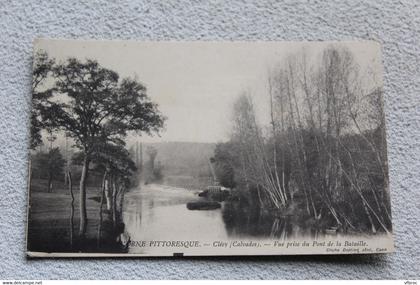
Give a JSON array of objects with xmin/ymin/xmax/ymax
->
[
  {"xmin": 33, "ymin": 148, "xmax": 65, "ymax": 192},
  {"xmin": 213, "ymin": 143, "xmax": 236, "ymax": 189},
  {"xmin": 92, "ymin": 141, "xmax": 137, "ymax": 225},
  {"xmin": 220, "ymin": 46, "xmax": 391, "ymax": 234},
  {"xmin": 145, "ymin": 146, "xmax": 159, "ymax": 183},
  {"xmin": 43, "ymin": 58, "xmax": 165, "ymax": 236},
  {"xmin": 230, "ymin": 93, "xmax": 286, "ymax": 208},
  {"xmin": 146, "ymin": 146, "xmax": 158, "ymax": 170},
  {"xmin": 152, "ymin": 160, "xmax": 164, "ymax": 182},
  {"xmin": 31, "ymin": 51, "xmax": 55, "ymax": 149},
  {"xmin": 75, "ymin": 140, "xmax": 138, "ymax": 244}
]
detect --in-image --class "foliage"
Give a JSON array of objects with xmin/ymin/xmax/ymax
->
[
  {"xmin": 144, "ymin": 146, "xmax": 164, "ymax": 183},
  {"xmin": 213, "ymin": 143, "xmax": 236, "ymax": 189},
  {"xmin": 36, "ymin": 56, "xmax": 165, "ymax": 235},
  {"xmin": 42, "ymin": 59, "xmax": 165, "ymax": 153},
  {"xmin": 32, "ymin": 148, "xmax": 65, "ymax": 189},
  {"xmin": 30, "ymin": 51, "xmax": 55, "ymax": 149}
]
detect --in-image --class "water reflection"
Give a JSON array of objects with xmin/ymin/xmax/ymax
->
[
  {"xmin": 123, "ymin": 185, "xmax": 229, "ymax": 253},
  {"xmin": 123, "ymin": 184, "xmax": 327, "ymax": 253},
  {"xmin": 222, "ymin": 200, "xmax": 321, "ymax": 240}
]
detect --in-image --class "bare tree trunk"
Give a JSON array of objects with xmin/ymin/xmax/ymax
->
[
  {"xmin": 338, "ymin": 137, "xmax": 381, "ymax": 233},
  {"xmin": 256, "ymin": 185, "xmax": 264, "ymax": 208},
  {"xmin": 79, "ymin": 155, "xmax": 90, "ymax": 236},
  {"xmin": 105, "ymin": 176, "xmax": 112, "ymax": 211},
  {"xmin": 276, "ymin": 74, "xmax": 290, "ymax": 202},
  {"xmin": 284, "ymin": 64, "xmax": 311, "ymax": 214},
  {"xmin": 47, "ymin": 172, "xmax": 53, "ymax": 193},
  {"xmin": 324, "ymin": 145, "xmax": 390, "ymax": 233},
  {"xmin": 112, "ymin": 179, "xmax": 118, "ymax": 225},
  {"xmin": 268, "ymin": 75, "xmax": 285, "ymax": 206},
  {"xmin": 97, "ymin": 171, "xmax": 107, "ymax": 248},
  {"xmin": 68, "ymin": 171, "xmax": 74, "ymax": 249},
  {"xmin": 119, "ymin": 186, "xmax": 125, "ymax": 217},
  {"xmin": 363, "ymin": 200, "xmax": 377, "ymax": 234}
]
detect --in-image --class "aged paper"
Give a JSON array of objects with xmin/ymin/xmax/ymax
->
[{"xmin": 27, "ymin": 39, "xmax": 394, "ymax": 257}]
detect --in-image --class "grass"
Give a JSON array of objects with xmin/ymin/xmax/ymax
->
[{"xmin": 27, "ymin": 178, "xmax": 123, "ymax": 253}]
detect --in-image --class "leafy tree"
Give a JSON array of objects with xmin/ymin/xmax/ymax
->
[
  {"xmin": 42, "ymin": 58, "xmax": 165, "ymax": 235},
  {"xmin": 213, "ymin": 143, "xmax": 236, "ymax": 189},
  {"xmin": 152, "ymin": 161, "xmax": 164, "ymax": 182},
  {"xmin": 145, "ymin": 146, "xmax": 160, "ymax": 183},
  {"xmin": 33, "ymin": 148, "xmax": 65, "ymax": 192},
  {"xmin": 146, "ymin": 146, "xmax": 158, "ymax": 170},
  {"xmin": 92, "ymin": 141, "xmax": 137, "ymax": 221},
  {"xmin": 31, "ymin": 51, "xmax": 55, "ymax": 149}
]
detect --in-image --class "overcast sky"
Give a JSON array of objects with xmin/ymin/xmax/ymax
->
[{"xmin": 35, "ymin": 40, "xmax": 383, "ymax": 143}]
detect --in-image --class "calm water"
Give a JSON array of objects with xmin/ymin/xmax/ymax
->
[
  {"xmin": 122, "ymin": 184, "xmax": 326, "ymax": 254},
  {"xmin": 123, "ymin": 184, "xmax": 229, "ymax": 253}
]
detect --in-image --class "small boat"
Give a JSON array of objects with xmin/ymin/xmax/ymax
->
[
  {"xmin": 325, "ymin": 227, "xmax": 338, "ymax": 235},
  {"xmin": 186, "ymin": 201, "xmax": 221, "ymax": 210},
  {"xmin": 205, "ymin": 185, "xmax": 230, "ymax": 193}
]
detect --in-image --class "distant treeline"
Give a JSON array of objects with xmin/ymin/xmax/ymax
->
[
  {"xmin": 213, "ymin": 46, "xmax": 391, "ymax": 234},
  {"xmin": 128, "ymin": 141, "xmax": 216, "ymax": 189}
]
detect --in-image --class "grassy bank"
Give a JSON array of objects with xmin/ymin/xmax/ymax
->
[{"xmin": 27, "ymin": 179, "xmax": 124, "ymax": 253}]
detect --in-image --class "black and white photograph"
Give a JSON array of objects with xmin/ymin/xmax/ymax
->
[{"xmin": 26, "ymin": 39, "xmax": 394, "ymax": 257}]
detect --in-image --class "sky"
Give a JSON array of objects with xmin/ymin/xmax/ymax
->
[{"xmin": 34, "ymin": 39, "xmax": 383, "ymax": 144}]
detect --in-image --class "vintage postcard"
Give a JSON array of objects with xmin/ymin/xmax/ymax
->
[{"xmin": 26, "ymin": 39, "xmax": 394, "ymax": 257}]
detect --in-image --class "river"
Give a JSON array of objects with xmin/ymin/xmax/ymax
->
[
  {"xmin": 119, "ymin": 183, "xmax": 390, "ymax": 256},
  {"xmin": 123, "ymin": 184, "xmax": 230, "ymax": 254}
]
